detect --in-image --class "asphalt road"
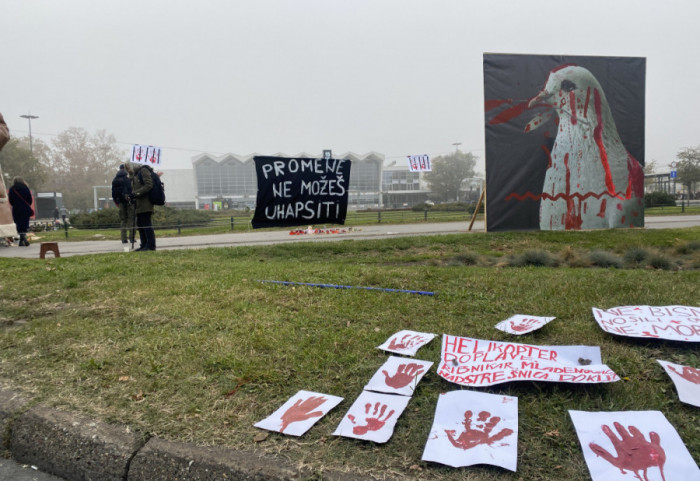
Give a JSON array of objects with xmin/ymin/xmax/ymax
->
[{"xmin": 1, "ymin": 216, "xmax": 699, "ymax": 259}]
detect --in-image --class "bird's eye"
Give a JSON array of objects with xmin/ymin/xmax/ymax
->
[{"xmin": 561, "ymin": 80, "xmax": 576, "ymax": 92}]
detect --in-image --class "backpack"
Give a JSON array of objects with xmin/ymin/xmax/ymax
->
[
  {"xmin": 111, "ymin": 172, "xmax": 131, "ymax": 205},
  {"xmin": 138, "ymin": 166, "xmax": 166, "ymax": 206}
]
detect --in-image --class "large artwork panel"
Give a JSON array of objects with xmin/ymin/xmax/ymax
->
[{"xmin": 483, "ymin": 54, "xmax": 645, "ymax": 232}]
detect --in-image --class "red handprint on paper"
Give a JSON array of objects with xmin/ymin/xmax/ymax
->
[
  {"xmin": 510, "ymin": 318, "xmax": 539, "ymax": 332},
  {"xmin": 348, "ymin": 402, "xmax": 395, "ymax": 435},
  {"xmin": 445, "ymin": 410, "xmax": 514, "ymax": 450},
  {"xmin": 381, "ymin": 363, "xmax": 425, "ymax": 389},
  {"xmin": 668, "ymin": 365, "xmax": 700, "ymax": 384},
  {"xmin": 279, "ymin": 396, "xmax": 326, "ymax": 433},
  {"xmin": 388, "ymin": 334, "xmax": 426, "ymax": 351},
  {"xmin": 589, "ymin": 422, "xmax": 666, "ymax": 481}
]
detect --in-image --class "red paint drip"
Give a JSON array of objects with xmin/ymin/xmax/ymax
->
[
  {"xmin": 488, "ymin": 100, "xmax": 531, "ymax": 125},
  {"xmin": 597, "ymin": 198, "xmax": 607, "ymax": 218},
  {"xmin": 569, "ymin": 91, "xmax": 577, "ymax": 125},
  {"xmin": 593, "ymin": 89, "xmax": 616, "ymax": 196},
  {"xmin": 583, "ymin": 87, "xmax": 591, "ymax": 118},
  {"xmin": 550, "ymin": 63, "xmax": 577, "ymax": 73},
  {"xmin": 484, "ymin": 99, "xmax": 512, "ymax": 112},
  {"xmin": 564, "ymin": 153, "xmax": 582, "ymax": 229},
  {"xmin": 626, "ymin": 153, "xmax": 645, "ymax": 200},
  {"xmin": 540, "ymin": 144, "xmax": 552, "ymax": 168}
]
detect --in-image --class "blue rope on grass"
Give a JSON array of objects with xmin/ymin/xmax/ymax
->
[{"xmin": 257, "ymin": 280, "xmax": 435, "ymax": 296}]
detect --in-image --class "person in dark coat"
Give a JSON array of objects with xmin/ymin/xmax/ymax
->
[
  {"xmin": 112, "ymin": 164, "xmax": 134, "ymax": 244},
  {"xmin": 8, "ymin": 176, "xmax": 33, "ymax": 246},
  {"xmin": 126, "ymin": 162, "xmax": 156, "ymax": 251}
]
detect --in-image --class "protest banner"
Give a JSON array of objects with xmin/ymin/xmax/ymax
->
[
  {"xmin": 437, "ymin": 335, "xmax": 619, "ymax": 387},
  {"xmin": 377, "ymin": 330, "xmax": 436, "ymax": 357},
  {"xmin": 364, "ymin": 356, "xmax": 433, "ymax": 397},
  {"xmin": 657, "ymin": 360, "xmax": 700, "ymax": 408},
  {"xmin": 569, "ymin": 410, "xmax": 700, "ymax": 481},
  {"xmin": 592, "ymin": 305, "xmax": 700, "ymax": 342},
  {"xmin": 422, "ymin": 390, "xmax": 518, "ymax": 471},
  {"xmin": 251, "ymin": 156, "xmax": 351, "ymax": 228},
  {"xmin": 130, "ymin": 144, "xmax": 162, "ymax": 167},
  {"xmin": 254, "ymin": 390, "xmax": 343, "ymax": 436},
  {"xmin": 333, "ymin": 391, "xmax": 410, "ymax": 443},
  {"xmin": 407, "ymin": 154, "xmax": 431, "ymax": 172},
  {"xmin": 494, "ymin": 314, "xmax": 555, "ymax": 335}
]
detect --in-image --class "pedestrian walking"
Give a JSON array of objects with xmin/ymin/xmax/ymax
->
[
  {"xmin": 111, "ymin": 164, "xmax": 134, "ymax": 244},
  {"xmin": 0, "ymin": 112, "xmax": 18, "ymax": 246},
  {"xmin": 8, "ymin": 176, "xmax": 33, "ymax": 246},
  {"xmin": 126, "ymin": 162, "xmax": 156, "ymax": 251}
]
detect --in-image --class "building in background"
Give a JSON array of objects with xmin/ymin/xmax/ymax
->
[{"xmin": 381, "ymin": 161, "xmax": 427, "ymax": 208}]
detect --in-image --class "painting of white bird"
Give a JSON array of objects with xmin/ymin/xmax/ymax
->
[{"xmin": 526, "ymin": 65, "xmax": 644, "ymax": 230}]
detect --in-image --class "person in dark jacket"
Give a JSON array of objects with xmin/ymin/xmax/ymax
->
[
  {"xmin": 8, "ymin": 176, "xmax": 33, "ymax": 246},
  {"xmin": 112, "ymin": 164, "xmax": 134, "ymax": 244},
  {"xmin": 126, "ymin": 162, "xmax": 156, "ymax": 251}
]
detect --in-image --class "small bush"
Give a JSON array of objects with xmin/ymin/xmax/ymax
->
[
  {"xmin": 624, "ymin": 247, "xmax": 649, "ymax": 265},
  {"xmin": 675, "ymin": 241, "xmax": 700, "ymax": 255},
  {"xmin": 588, "ymin": 250, "xmax": 623, "ymax": 269},
  {"xmin": 647, "ymin": 253, "xmax": 675, "ymax": 270},
  {"xmin": 644, "ymin": 191, "xmax": 676, "ymax": 208},
  {"xmin": 450, "ymin": 252, "xmax": 480, "ymax": 266},
  {"xmin": 509, "ymin": 249, "xmax": 558, "ymax": 267}
]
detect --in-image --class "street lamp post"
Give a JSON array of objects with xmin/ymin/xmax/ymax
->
[
  {"xmin": 20, "ymin": 114, "xmax": 39, "ymax": 154},
  {"xmin": 452, "ymin": 142, "xmax": 461, "ymax": 152}
]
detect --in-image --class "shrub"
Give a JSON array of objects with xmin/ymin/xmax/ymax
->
[
  {"xmin": 647, "ymin": 253, "xmax": 675, "ymax": 270},
  {"xmin": 644, "ymin": 191, "xmax": 676, "ymax": 208},
  {"xmin": 71, "ymin": 206, "xmax": 214, "ymax": 229},
  {"xmin": 588, "ymin": 250, "xmax": 623, "ymax": 269},
  {"xmin": 508, "ymin": 249, "xmax": 558, "ymax": 267},
  {"xmin": 450, "ymin": 252, "xmax": 480, "ymax": 266},
  {"xmin": 675, "ymin": 241, "xmax": 700, "ymax": 255},
  {"xmin": 624, "ymin": 247, "xmax": 649, "ymax": 266}
]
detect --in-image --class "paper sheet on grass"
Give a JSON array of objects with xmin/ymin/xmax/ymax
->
[
  {"xmin": 437, "ymin": 335, "xmax": 618, "ymax": 387},
  {"xmin": 657, "ymin": 360, "xmax": 700, "ymax": 408},
  {"xmin": 333, "ymin": 391, "xmax": 410, "ymax": 443},
  {"xmin": 592, "ymin": 305, "xmax": 700, "ymax": 342},
  {"xmin": 254, "ymin": 390, "xmax": 343, "ymax": 436},
  {"xmin": 494, "ymin": 314, "xmax": 555, "ymax": 335},
  {"xmin": 422, "ymin": 390, "xmax": 518, "ymax": 471},
  {"xmin": 569, "ymin": 410, "xmax": 700, "ymax": 481},
  {"xmin": 377, "ymin": 330, "xmax": 436, "ymax": 356},
  {"xmin": 364, "ymin": 356, "xmax": 433, "ymax": 396}
]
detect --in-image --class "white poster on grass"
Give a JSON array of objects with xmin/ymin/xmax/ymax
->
[
  {"xmin": 333, "ymin": 391, "xmax": 410, "ymax": 443},
  {"xmin": 494, "ymin": 314, "xmax": 556, "ymax": 335},
  {"xmin": 657, "ymin": 360, "xmax": 700, "ymax": 408},
  {"xmin": 437, "ymin": 335, "xmax": 619, "ymax": 387},
  {"xmin": 422, "ymin": 390, "xmax": 518, "ymax": 471},
  {"xmin": 569, "ymin": 410, "xmax": 700, "ymax": 481},
  {"xmin": 254, "ymin": 390, "xmax": 343, "ymax": 436},
  {"xmin": 592, "ymin": 305, "xmax": 700, "ymax": 342},
  {"xmin": 364, "ymin": 356, "xmax": 433, "ymax": 396},
  {"xmin": 377, "ymin": 330, "xmax": 436, "ymax": 357}
]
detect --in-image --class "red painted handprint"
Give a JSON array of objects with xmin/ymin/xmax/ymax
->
[
  {"xmin": 348, "ymin": 402, "xmax": 395, "ymax": 435},
  {"xmin": 279, "ymin": 396, "xmax": 326, "ymax": 433},
  {"xmin": 589, "ymin": 422, "xmax": 666, "ymax": 481},
  {"xmin": 510, "ymin": 318, "xmax": 539, "ymax": 332},
  {"xmin": 381, "ymin": 363, "xmax": 425, "ymax": 389},
  {"xmin": 388, "ymin": 334, "xmax": 425, "ymax": 351},
  {"xmin": 445, "ymin": 410, "xmax": 514, "ymax": 450},
  {"xmin": 668, "ymin": 365, "xmax": 700, "ymax": 384}
]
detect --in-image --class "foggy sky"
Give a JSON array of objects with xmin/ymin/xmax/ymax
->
[{"xmin": 2, "ymin": 0, "xmax": 698, "ymax": 173}]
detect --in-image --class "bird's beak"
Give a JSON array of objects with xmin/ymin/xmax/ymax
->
[{"xmin": 528, "ymin": 89, "xmax": 551, "ymax": 108}]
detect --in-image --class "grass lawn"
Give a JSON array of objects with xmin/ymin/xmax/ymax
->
[{"xmin": 1, "ymin": 227, "xmax": 699, "ymax": 480}]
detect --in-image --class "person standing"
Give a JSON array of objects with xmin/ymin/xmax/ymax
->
[
  {"xmin": 0, "ymin": 112, "xmax": 18, "ymax": 245},
  {"xmin": 8, "ymin": 176, "xmax": 33, "ymax": 246},
  {"xmin": 126, "ymin": 162, "xmax": 156, "ymax": 251},
  {"xmin": 111, "ymin": 164, "xmax": 133, "ymax": 244}
]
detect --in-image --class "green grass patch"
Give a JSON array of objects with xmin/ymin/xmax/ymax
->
[{"xmin": 1, "ymin": 228, "xmax": 699, "ymax": 480}]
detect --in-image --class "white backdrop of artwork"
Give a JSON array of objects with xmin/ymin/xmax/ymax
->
[
  {"xmin": 592, "ymin": 305, "xmax": 700, "ymax": 342},
  {"xmin": 364, "ymin": 356, "xmax": 433, "ymax": 397},
  {"xmin": 333, "ymin": 391, "xmax": 410, "ymax": 443},
  {"xmin": 422, "ymin": 390, "xmax": 518, "ymax": 471},
  {"xmin": 377, "ymin": 330, "xmax": 436, "ymax": 357},
  {"xmin": 569, "ymin": 410, "xmax": 700, "ymax": 481},
  {"xmin": 254, "ymin": 390, "xmax": 343, "ymax": 436},
  {"xmin": 494, "ymin": 314, "xmax": 556, "ymax": 335},
  {"xmin": 657, "ymin": 360, "xmax": 700, "ymax": 408}
]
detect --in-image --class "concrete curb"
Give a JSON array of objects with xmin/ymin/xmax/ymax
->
[{"xmin": 0, "ymin": 387, "xmax": 367, "ymax": 481}]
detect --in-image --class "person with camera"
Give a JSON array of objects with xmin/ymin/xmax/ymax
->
[{"xmin": 125, "ymin": 162, "xmax": 156, "ymax": 251}]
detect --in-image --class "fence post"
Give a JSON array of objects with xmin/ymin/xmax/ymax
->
[
  {"xmin": 64, "ymin": 221, "xmax": 69, "ymax": 238},
  {"xmin": 424, "ymin": 209, "xmax": 428, "ymax": 221},
  {"xmin": 378, "ymin": 211, "xmax": 381, "ymax": 223},
  {"xmin": 231, "ymin": 216, "xmax": 234, "ymax": 230},
  {"xmin": 177, "ymin": 220, "xmax": 181, "ymax": 235}
]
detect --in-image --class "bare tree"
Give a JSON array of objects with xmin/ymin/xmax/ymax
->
[{"xmin": 676, "ymin": 147, "xmax": 700, "ymax": 197}]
